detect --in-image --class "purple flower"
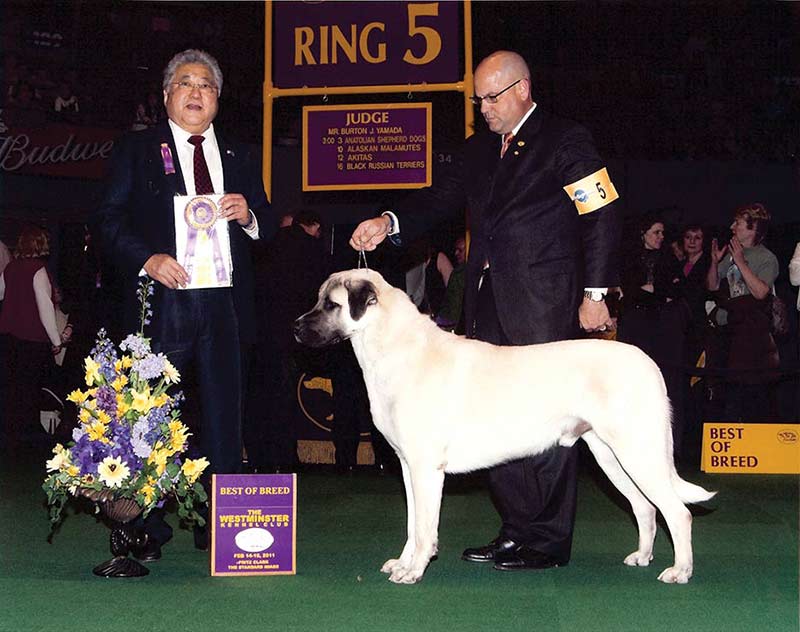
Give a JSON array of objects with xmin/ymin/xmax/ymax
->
[
  {"xmin": 95, "ymin": 386, "xmax": 117, "ymax": 417},
  {"xmin": 132, "ymin": 353, "xmax": 165, "ymax": 380},
  {"xmin": 120, "ymin": 334, "xmax": 150, "ymax": 358}
]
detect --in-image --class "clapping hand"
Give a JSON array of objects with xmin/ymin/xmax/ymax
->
[{"xmin": 710, "ymin": 238, "xmax": 729, "ymax": 265}]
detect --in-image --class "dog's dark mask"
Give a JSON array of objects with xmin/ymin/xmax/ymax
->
[{"xmin": 346, "ymin": 280, "xmax": 378, "ymax": 321}]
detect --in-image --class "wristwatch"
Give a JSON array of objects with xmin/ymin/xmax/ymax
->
[{"xmin": 583, "ymin": 290, "xmax": 605, "ymax": 302}]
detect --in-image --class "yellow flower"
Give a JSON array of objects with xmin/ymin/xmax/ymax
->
[
  {"xmin": 84, "ymin": 357, "xmax": 101, "ymax": 386},
  {"xmin": 140, "ymin": 483, "xmax": 157, "ymax": 504},
  {"xmin": 96, "ymin": 410, "xmax": 111, "ymax": 425},
  {"xmin": 131, "ymin": 385, "xmax": 152, "ymax": 414},
  {"xmin": 45, "ymin": 444, "xmax": 71, "ymax": 472},
  {"xmin": 148, "ymin": 447, "xmax": 168, "ymax": 476},
  {"xmin": 163, "ymin": 360, "xmax": 180, "ymax": 384},
  {"xmin": 111, "ymin": 375, "xmax": 128, "ymax": 392},
  {"xmin": 153, "ymin": 393, "xmax": 169, "ymax": 408},
  {"xmin": 97, "ymin": 456, "xmax": 130, "ymax": 488},
  {"xmin": 168, "ymin": 420, "xmax": 189, "ymax": 453},
  {"xmin": 66, "ymin": 389, "xmax": 88, "ymax": 404},
  {"xmin": 87, "ymin": 421, "xmax": 108, "ymax": 441},
  {"xmin": 67, "ymin": 465, "xmax": 80, "ymax": 477},
  {"xmin": 116, "ymin": 394, "xmax": 130, "ymax": 418},
  {"xmin": 79, "ymin": 408, "xmax": 94, "ymax": 424},
  {"xmin": 121, "ymin": 355, "xmax": 133, "ymax": 369},
  {"xmin": 181, "ymin": 457, "xmax": 209, "ymax": 484}
]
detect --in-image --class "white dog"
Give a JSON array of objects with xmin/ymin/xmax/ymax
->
[{"xmin": 294, "ymin": 269, "xmax": 715, "ymax": 585}]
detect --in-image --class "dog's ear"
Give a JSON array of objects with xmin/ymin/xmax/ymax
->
[{"xmin": 347, "ymin": 280, "xmax": 378, "ymax": 321}]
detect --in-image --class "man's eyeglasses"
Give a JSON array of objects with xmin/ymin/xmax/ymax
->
[
  {"xmin": 469, "ymin": 79, "xmax": 522, "ymax": 106},
  {"xmin": 171, "ymin": 80, "xmax": 217, "ymax": 94}
]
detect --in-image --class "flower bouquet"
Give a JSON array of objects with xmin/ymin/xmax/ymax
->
[{"xmin": 43, "ymin": 279, "xmax": 209, "ymax": 574}]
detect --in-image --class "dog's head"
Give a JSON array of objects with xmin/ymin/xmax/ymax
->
[{"xmin": 294, "ymin": 269, "xmax": 382, "ymax": 347}]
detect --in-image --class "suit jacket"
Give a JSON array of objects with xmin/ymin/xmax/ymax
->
[
  {"xmin": 91, "ymin": 120, "xmax": 274, "ymax": 343},
  {"xmin": 396, "ymin": 107, "xmax": 621, "ymax": 344}
]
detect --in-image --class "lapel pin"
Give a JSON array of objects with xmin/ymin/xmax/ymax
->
[
  {"xmin": 517, "ymin": 140, "xmax": 525, "ymax": 147},
  {"xmin": 225, "ymin": 149, "xmax": 235, "ymax": 157}
]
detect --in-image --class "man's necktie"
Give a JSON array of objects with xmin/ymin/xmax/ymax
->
[
  {"xmin": 188, "ymin": 135, "xmax": 214, "ymax": 195},
  {"xmin": 500, "ymin": 132, "xmax": 515, "ymax": 158}
]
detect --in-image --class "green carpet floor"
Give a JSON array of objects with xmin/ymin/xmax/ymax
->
[{"xmin": 1, "ymin": 448, "xmax": 797, "ymax": 632}]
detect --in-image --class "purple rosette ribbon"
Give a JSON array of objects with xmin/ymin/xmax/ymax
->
[{"xmin": 183, "ymin": 197, "xmax": 228, "ymax": 284}]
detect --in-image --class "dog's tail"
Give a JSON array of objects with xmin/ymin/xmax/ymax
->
[{"xmin": 672, "ymin": 474, "xmax": 717, "ymax": 504}]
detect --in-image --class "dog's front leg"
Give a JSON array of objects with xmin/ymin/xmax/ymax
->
[
  {"xmin": 387, "ymin": 462, "xmax": 445, "ymax": 584},
  {"xmin": 381, "ymin": 457, "xmax": 416, "ymax": 577}
]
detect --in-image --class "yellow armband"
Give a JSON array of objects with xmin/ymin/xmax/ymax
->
[{"xmin": 563, "ymin": 167, "xmax": 619, "ymax": 215}]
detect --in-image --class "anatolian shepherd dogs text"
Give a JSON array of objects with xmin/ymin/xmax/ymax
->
[{"xmin": 294, "ymin": 269, "xmax": 716, "ymax": 585}]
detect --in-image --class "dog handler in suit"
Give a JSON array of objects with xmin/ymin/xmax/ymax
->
[
  {"xmin": 92, "ymin": 49, "xmax": 275, "ymax": 557},
  {"xmin": 351, "ymin": 51, "xmax": 621, "ymax": 571}
]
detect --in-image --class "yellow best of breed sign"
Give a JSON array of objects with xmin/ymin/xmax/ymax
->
[{"xmin": 701, "ymin": 423, "xmax": 800, "ymax": 474}]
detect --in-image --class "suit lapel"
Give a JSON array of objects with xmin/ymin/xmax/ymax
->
[
  {"xmin": 154, "ymin": 120, "xmax": 186, "ymax": 196},
  {"xmin": 485, "ymin": 108, "xmax": 543, "ymax": 231}
]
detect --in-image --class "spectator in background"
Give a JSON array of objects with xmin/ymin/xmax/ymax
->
[
  {"xmin": 0, "ymin": 239, "xmax": 11, "ymax": 276},
  {"xmin": 674, "ymin": 224, "xmax": 712, "ymax": 461},
  {"xmin": 618, "ymin": 215, "xmax": 688, "ymax": 456},
  {"xmin": 436, "ymin": 234, "xmax": 467, "ymax": 331},
  {"xmin": 53, "ymin": 81, "xmax": 79, "ymax": 119},
  {"xmin": 677, "ymin": 224, "xmax": 712, "ymax": 361},
  {"xmin": 132, "ymin": 91, "xmax": 164, "ymax": 130},
  {"xmin": 706, "ymin": 203, "xmax": 780, "ymax": 421},
  {"xmin": 789, "ymin": 241, "xmax": 800, "ymax": 313},
  {"xmin": 0, "ymin": 226, "xmax": 65, "ymax": 453}
]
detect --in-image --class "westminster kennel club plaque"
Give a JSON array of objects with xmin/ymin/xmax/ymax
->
[
  {"xmin": 173, "ymin": 194, "xmax": 232, "ymax": 290},
  {"xmin": 211, "ymin": 473, "xmax": 297, "ymax": 576}
]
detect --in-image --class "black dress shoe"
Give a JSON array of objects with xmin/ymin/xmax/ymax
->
[
  {"xmin": 133, "ymin": 536, "xmax": 162, "ymax": 563},
  {"xmin": 493, "ymin": 545, "xmax": 568, "ymax": 571},
  {"xmin": 462, "ymin": 538, "xmax": 519, "ymax": 563}
]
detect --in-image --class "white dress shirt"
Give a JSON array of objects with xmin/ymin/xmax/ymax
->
[{"xmin": 168, "ymin": 119, "xmax": 259, "ymax": 239}]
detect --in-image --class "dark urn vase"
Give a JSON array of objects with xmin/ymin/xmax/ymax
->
[{"xmin": 83, "ymin": 490, "xmax": 149, "ymax": 578}]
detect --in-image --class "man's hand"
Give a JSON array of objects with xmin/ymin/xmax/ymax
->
[
  {"xmin": 218, "ymin": 193, "xmax": 251, "ymax": 225},
  {"xmin": 350, "ymin": 216, "xmax": 391, "ymax": 251},
  {"xmin": 144, "ymin": 254, "xmax": 189, "ymax": 289},
  {"xmin": 579, "ymin": 298, "xmax": 614, "ymax": 332}
]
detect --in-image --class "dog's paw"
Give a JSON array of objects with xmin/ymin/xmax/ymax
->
[
  {"xmin": 381, "ymin": 558, "xmax": 403, "ymax": 574},
  {"xmin": 388, "ymin": 567, "xmax": 424, "ymax": 584},
  {"xmin": 657, "ymin": 565, "xmax": 692, "ymax": 584},
  {"xmin": 623, "ymin": 550, "xmax": 653, "ymax": 567}
]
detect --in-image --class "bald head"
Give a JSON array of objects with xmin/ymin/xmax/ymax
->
[
  {"xmin": 476, "ymin": 51, "xmax": 530, "ymax": 85},
  {"xmin": 473, "ymin": 51, "xmax": 533, "ymax": 135}
]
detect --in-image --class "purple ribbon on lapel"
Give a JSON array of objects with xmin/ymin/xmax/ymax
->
[{"xmin": 160, "ymin": 143, "xmax": 176, "ymax": 175}]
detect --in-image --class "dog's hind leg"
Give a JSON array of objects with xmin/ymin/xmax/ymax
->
[
  {"xmin": 582, "ymin": 430, "xmax": 657, "ymax": 567},
  {"xmin": 387, "ymin": 460, "xmax": 445, "ymax": 584},
  {"xmin": 381, "ymin": 457, "xmax": 417, "ymax": 577},
  {"xmin": 618, "ymin": 464, "xmax": 695, "ymax": 584}
]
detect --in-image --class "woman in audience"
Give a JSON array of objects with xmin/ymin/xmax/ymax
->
[
  {"xmin": 0, "ymin": 226, "xmax": 65, "ymax": 453},
  {"xmin": 706, "ymin": 203, "xmax": 780, "ymax": 420},
  {"xmin": 618, "ymin": 215, "xmax": 688, "ymax": 456}
]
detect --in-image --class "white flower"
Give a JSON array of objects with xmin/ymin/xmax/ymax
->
[
  {"xmin": 45, "ymin": 444, "xmax": 70, "ymax": 472},
  {"xmin": 97, "ymin": 456, "xmax": 131, "ymax": 488}
]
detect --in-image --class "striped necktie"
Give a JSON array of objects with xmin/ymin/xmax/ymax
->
[{"xmin": 500, "ymin": 132, "xmax": 515, "ymax": 158}]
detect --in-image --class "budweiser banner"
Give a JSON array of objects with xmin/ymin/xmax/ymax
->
[{"xmin": 0, "ymin": 114, "xmax": 118, "ymax": 179}]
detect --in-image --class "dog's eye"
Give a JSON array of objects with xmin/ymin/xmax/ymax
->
[{"xmin": 324, "ymin": 298, "xmax": 339, "ymax": 311}]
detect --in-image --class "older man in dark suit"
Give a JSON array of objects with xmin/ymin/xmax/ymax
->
[
  {"xmin": 351, "ymin": 50, "xmax": 621, "ymax": 571},
  {"xmin": 92, "ymin": 49, "xmax": 275, "ymax": 557}
]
